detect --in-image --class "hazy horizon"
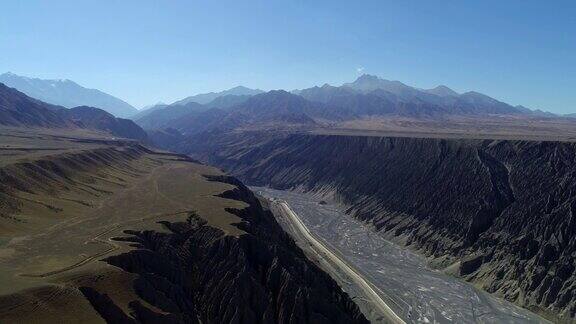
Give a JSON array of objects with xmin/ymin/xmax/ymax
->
[{"xmin": 1, "ymin": 1, "xmax": 574, "ymax": 113}]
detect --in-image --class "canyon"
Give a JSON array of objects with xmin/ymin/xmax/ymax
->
[
  {"xmin": 2, "ymin": 73, "xmax": 576, "ymax": 323},
  {"xmin": 173, "ymin": 131, "xmax": 576, "ymax": 323},
  {"xmin": 0, "ymin": 128, "xmax": 366, "ymax": 323}
]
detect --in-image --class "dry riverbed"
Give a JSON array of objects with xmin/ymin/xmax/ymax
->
[{"xmin": 254, "ymin": 187, "xmax": 550, "ymax": 324}]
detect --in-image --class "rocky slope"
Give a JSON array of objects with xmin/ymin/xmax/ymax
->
[
  {"xmin": 183, "ymin": 132, "xmax": 576, "ymax": 322},
  {"xmin": 63, "ymin": 106, "xmax": 149, "ymax": 142},
  {"xmin": 98, "ymin": 176, "xmax": 368, "ymax": 323},
  {"xmin": 133, "ymin": 101, "xmax": 207, "ymax": 130},
  {"xmin": 0, "ymin": 82, "xmax": 74, "ymax": 127}
]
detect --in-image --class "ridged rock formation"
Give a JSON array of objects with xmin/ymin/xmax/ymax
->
[
  {"xmin": 0, "ymin": 142, "xmax": 146, "ymax": 218},
  {"xmin": 87, "ymin": 175, "xmax": 367, "ymax": 324},
  {"xmin": 187, "ymin": 133, "xmax": 576, "ymax": 322}
]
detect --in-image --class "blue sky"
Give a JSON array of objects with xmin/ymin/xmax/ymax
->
[{"xmin": 1, "ymin": 1, "xmax": 574, "ymax": 112}]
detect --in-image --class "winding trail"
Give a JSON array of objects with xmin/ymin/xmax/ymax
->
[{"xmin": 19, "ymin": 210, "xmax": 191, "ymax": 278}]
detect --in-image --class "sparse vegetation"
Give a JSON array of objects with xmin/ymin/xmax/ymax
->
[{"xmin": 0, "ymin": 127, "xmax": 252, "ymax": 322}]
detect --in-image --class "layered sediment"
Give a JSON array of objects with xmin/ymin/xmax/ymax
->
[{"xmin": 185, "ymin": 132, "xmax": 576, "ymax": 321}]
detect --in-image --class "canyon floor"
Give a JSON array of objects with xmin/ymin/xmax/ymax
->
[{"xmin": 255, "ymin": 187, "xmax": 551, "ymax": 324}]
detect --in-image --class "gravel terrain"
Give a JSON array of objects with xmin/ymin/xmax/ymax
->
[{"xmin": 255, "ymin": 187, "xmax": 549, "ymax": 324}]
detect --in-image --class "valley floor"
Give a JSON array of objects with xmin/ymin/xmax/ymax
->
[{"xmin": 255, "ymin": 187, "xmax": 551, "ymax": 324}]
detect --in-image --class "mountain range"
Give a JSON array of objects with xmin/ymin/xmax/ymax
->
[
  {"xmin": 172, "ymin": 85, "xmax": 263, "ymax": 106},
  {"xmin": 0, "ymin": 82, "xmax": 148, "ymax": 142},
  {"xmin": 298, "ymin": 74, "xmax": 528, "ymax": 117},
  {"xmin": 0, "ymin": 72, "xmax": 138, "ymax": 118},
  {"xmin": 131, "ymin": 86, "xmax": 264, "ymax": 129},
  {"xmin": 134, "ymin": 101, "xmax": 208, "ymax": 130},
  {"xmin": 1, "ymin": 73, "xmax": 565, "ymax": 145},
  {"xmin": 134, "ymin": 74, "xmax": 554, "ymax": 138}
]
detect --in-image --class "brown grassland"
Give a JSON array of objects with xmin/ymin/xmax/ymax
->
[{"xmin": 0, "ymin": 127, "xmax": 245, "ymax": 323}]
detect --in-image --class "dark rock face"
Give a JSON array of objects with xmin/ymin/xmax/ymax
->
[
  {"xmin": 187, "ymin": 133, "xmax": 576, "ymax": 321},
  {"xmin": 459, "ymin": 254, "xmax": 484, "ymax": 275},
  {"xmin": 88, "ymin": 175, "xmax": 367, "ymax": 324},
  {"xmin": 79, "ymin": 287, "xmax": 139, "ymax": 324}
]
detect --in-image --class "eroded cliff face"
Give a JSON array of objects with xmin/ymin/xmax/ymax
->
[
  {"xmin": 0, "ymin": 130, "xmax": 367, "ymax": 324},
  {"xmin": 187, "ymin": 133, "xmax": 576, "ymax": 321},
  {"xmin": 86, "ymin": 175, "xmax": 367, "ymax": 324}
]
